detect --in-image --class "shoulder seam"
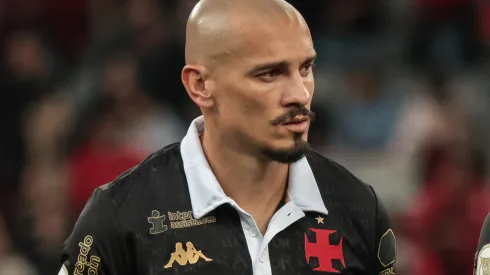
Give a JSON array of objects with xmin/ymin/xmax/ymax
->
[
  {"xmin": 310, "ymin": 150, "xmax": 375, "ymax": 192},
  {"xmin": 109, "ymin": 191, "xmax": 125, "ymax": 231},
  {"xmin": 104, "ymin": 142, "xmax": 181, "ymax": 208},
  {"xmin": 98, "ymin": 188, "xmax": 126, "ymax": 234}
]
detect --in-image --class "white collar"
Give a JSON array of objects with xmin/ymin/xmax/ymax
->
[{"xmin": 180, "ymin": 116, "xmax": 328, "ymax": 219}]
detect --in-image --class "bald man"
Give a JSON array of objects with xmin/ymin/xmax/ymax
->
[{"xmin": 58, "ymin": 1, "xmax": 396, "ymax": 274}]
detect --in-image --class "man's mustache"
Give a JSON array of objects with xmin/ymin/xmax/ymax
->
[{"xmin": 270, "ymin": 106, "xmax": 316, "ymax": 126}]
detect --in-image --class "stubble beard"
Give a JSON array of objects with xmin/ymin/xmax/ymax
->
[{"xmin": 261, "ymin": 132, "xmax": 311, "ymax": 164}]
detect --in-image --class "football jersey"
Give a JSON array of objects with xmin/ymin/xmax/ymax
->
[{"xmin": 59, "ymin": 116, "xmax": 396, "ymax": 275}]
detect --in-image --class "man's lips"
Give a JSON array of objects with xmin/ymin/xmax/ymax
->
[
  {"xmin": 282, "ymin": 116, "xmax": 309, "ymax": 125},
  {"xmin": 282, "ymin": 117, "xmax": 309, "ymax": 132}
]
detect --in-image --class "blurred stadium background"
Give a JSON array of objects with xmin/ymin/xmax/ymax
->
[{"xmin": 0, "ymin": 0, "xmax": 489, "ymax": 274}]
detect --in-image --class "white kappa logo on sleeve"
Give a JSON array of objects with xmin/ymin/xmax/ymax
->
[{"xmin": 476, "ymin": 244, "xmax": 490, "ymax": 275}]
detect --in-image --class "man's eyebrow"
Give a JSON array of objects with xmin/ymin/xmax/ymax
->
[
  {"xmin": 248, "ymin": 53, "xmax": 318, "ymax": 73},
  {"xmin": 248, "ymin": 61, "xmax": 290, "ymax": 74},
  {"xmin": 303, "ymin": 54, "xmax": 317, "ymax": 64}
]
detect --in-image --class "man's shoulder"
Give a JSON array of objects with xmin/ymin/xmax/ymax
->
[
  {"xmin": 63, "ymin": 143, "xmax": 186, "ymax": 264},
  {"xmin": 306, "ymin": 150, "xmax": 378, "ymax": 207},
  {"xmin": 306, "ymin": 150, "xmax": 375, "ymax": 193},
  {"xmin": 96, "ymin": 142, "xmax": 185, "ymax": 211}
]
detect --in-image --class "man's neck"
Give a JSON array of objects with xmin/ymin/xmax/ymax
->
[{"xmin": 201, "ymin": 129, "xmax": 289, "ymax": 231}]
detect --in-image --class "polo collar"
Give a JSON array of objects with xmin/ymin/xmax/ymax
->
[{"xmin": 180, "ymin": 116, "xmax": 328, "ymax": 219}]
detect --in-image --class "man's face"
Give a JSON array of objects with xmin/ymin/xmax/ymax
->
[{"xmin": 207, "ymin": 17, "xmax": 316, "ymax": 163}]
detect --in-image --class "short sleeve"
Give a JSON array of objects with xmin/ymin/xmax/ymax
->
[
  {"xmin": 373, "ymin": 194, "xmax": 396, "ymax": 275},
  {"xmin": 58, "ymin": 188, "xmax": 131, "ymax": 275}
]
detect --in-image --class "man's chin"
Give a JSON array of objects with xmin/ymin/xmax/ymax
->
[{"xmin": 261, "ymin": 138, "xmax": 311, "ymax": 164}]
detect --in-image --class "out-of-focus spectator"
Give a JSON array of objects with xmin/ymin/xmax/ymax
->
[
  {"xmin": 66, "ymin": 51, "xmax": 185, "ymax": 220},
  {"xmin": 319, "ymin": 68, "xmax": 469, "ymax": 213},
  {"xmin": 478, "ymin": 0, "xmax": 490, "ymax": 48},
  {"xmin": 405, "ymin": 143, "xmax": 490, "ymax": 275},
  {"xmin": 128, "ymin": 0, "xmax": 195, "ymax": 121},
  {"xmin": 0, "ymin": 214, "xmax": 38, "ymax": 275},
  {"xmin": 315, "ymin": 64, "xmax": 421, "ymax": 211},
  {"xmin": 3, "ymin": 29, "xmax": 67, "ymax": 83},
  {"xmin": 0, "ymin": 256, "xmax": 38, "ymax": 275},
  {"xmin": 314, "ymin": 0, "xmax": 387, "ymax": 69},
  {"xmin": 94, "ymin": 51, "xmax": 186, "ymax": 155},
  {"xmin": 0, "ymin": 29, "xmax": 66, "ymax": 235},
  {"xmin": 409, "ymin": 0, "xmax": 481, "ymax": 73},
  {"xmin": 389, "ymin": 71, "xmax": 467, "ymax": 164},
  {"xmin": 392, "ymin": 214, "xmax": 445, "ymax": 275},
  {"xmin": 326, "ymin": 64, "xmax": 405, "ymax": 151},
  {"xmin": 449, "ymin": 62, "xmax": 490, "ymax": 173},
  {"xmin": 18, "ymin": 84, "xmax": 71, "ymax": 274},
  {"xmin": 0, "ymin": 214, "xmax": 11, "ymax": 260}
]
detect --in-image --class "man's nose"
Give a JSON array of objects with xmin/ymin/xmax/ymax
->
[{"xmin": 281, "ymin": 73, "xmax": 311, "ymax": 107}]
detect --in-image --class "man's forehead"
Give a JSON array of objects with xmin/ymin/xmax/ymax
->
[
  {"xmin": 232, "ymin": 7, "xmax": 311, "ymax": 43},
  {"xmin": 229, "ymin": 28, "xmax": 315, "ymax": 67},
  {"xmin": 186, "ymin": 0, "xmax": 314, "ymax": 70}
]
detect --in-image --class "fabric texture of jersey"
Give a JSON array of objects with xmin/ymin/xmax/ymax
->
[{"xmin": 60, "ymin": 117, "xmax": 396, "ymax": 275}]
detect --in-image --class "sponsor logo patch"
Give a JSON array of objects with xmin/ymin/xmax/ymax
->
[
  {"xmin": 378, "ymin": 229, "xmax": 396, "ymax": 268},
  {"xmin": 164, "ymin": 242, "xmax": 212, "ymax": 268},
  {"xmin": 74, "ymin": 236, "xmax": 101, "ymax": 275},
  {"xmin": 168, "ymin": 210, "xmax": 216, "ymax": 229}
]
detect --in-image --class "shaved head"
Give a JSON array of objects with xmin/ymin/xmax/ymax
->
[
  {"xmin": 185, "ymin": 0, "xmax": 310, "ymax": 68},
  {"xmin": 182, "ymin": 0, "xmax": 316, "ymax": 164}
]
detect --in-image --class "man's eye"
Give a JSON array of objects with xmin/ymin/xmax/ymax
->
[
  {"xmin": 258, "ymin": 69, "xmax": 281, "ymax": 82},
  {"xmin": 300, "ymin": 63, "xmax": 315, "ymax": 76}
]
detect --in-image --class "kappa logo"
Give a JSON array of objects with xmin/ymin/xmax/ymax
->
[
  {"xmin": 304, "ymin": 228, "xmax": 345, "ymax": 273},
  {"xmin": 164, "ymin": 242, "xmax": 212, "ymax": 268},
  {"xmin": 476, "ymin": 244, "xmax": 490, "ymax": 275}
]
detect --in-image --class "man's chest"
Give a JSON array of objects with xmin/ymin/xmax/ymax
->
[{"xmin": 132, "ymin": 206, "xmax": 372, "ymax": 275}]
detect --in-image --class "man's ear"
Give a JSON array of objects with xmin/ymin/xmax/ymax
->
[{"xmin": 182, "ymin": 65, "xmax": 214, "ymax": 108}]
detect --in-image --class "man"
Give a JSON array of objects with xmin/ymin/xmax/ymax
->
[
  {"xmin": 58, "ymin": 0, "xmax": 396, "ymax": 274},
  {"xmin": 475, "ymin": 212, "xmax": 490, "ymax": 275}
]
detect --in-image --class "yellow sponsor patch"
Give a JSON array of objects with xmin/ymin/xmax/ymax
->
[{"xmin": 74, "ymin": 236, "xmax": 101, "ymax": 275}]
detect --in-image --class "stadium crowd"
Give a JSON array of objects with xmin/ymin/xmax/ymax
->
[{"xmin": 0, "ymin": 0, "xmax": 489, "ymax": 274}]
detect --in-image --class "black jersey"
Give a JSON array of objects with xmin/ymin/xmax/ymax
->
[
  {"xmin": 59, "ymin": 118, "xmax": 396, "ymax": 275},
  {"xmin": 474, "ymin": 212, "xmax": 490, "ymax": 275}
]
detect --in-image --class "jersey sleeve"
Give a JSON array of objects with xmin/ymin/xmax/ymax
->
[
  {"xmin": 475, "ymin": 212, "xmax": 490, "ymax": 275},
  {"xmin": 58, "ymin": 187, "xmax": 131, "ymax": 275},
  {"xmin": 373, "ymin": 192, "xmax": 396, "ymax": 275}
]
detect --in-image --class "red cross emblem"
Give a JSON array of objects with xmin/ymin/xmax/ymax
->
[{"xmin": 304, "ymin": 228, "xmax": 345, "ymax": 273}]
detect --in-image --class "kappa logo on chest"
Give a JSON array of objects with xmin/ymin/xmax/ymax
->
[{"xmin": 164, "ymin": 242, "xmax": 212, "ymax": 268}]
